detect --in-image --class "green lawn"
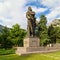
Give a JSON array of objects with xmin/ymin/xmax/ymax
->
[{"xmin": 0, "ymin": 51, "xmax": 60, "ymax": 60}]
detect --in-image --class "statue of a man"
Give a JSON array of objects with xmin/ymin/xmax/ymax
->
[{"xmin": 26, "ymin": 7, "xmax": 36, "ymax": 37}]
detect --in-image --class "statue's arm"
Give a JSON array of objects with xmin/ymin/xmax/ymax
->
[
  {"xmin": 26, "ymin": 12, "xmax": 31, "ymax": 20},
  {"xmin": 30, "ymin": 11, "xmax": 35, "ymax": 15}
]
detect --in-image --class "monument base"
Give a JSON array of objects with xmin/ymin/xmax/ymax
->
[
  {"xmin": 16, "ymin": 47, "xmax": 60, "ymax": 55},
  {"xmin": 24, "ymin": 37, "xmax": 40, "ymax": 47},
  {"xmin": 16, "ymin": 37, "xmax": 40, "ymax": 55}
]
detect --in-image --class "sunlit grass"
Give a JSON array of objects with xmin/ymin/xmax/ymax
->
[{"xmin": 0, "ymin": 51, "xmax": 60, "ymax": 60}]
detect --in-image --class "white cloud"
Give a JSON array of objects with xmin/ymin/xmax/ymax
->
[
  {"xmin": 36, "ymin": 17, "xmax": 40, "ymax": 22},
  {"xmin": 41, "ymin": 0, "xmax": 60, "ymax": 8},
  {"xmin": 41, "ymin": 0, "xmax": 60, "ymax": 23},
  {"xmin": 46, "ymin": 7, "xmax": 60, "ymax": 22},
  {"xmin": 32, "ymin": 6, "xmax": 47, "ymax": 13},
  {"xmin": 0, "ymin": 0, "xmax": 27, "ymax": 29}
]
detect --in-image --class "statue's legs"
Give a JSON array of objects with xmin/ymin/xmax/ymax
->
[
  {"xmin": 31, "ymin": 21, "xmax": 36, "ymax": 37},
  {"xmin": 27, "ymin": 25, "xmax": 30, "ymax": 37},
  {"xmin": 28, "ymin": 20, "xmax": 33, "ymax": 37},
  {"xmin": 32, "ymin": 27, "xmax": 35, "ymax": 37},
  {"xmin": 27, "ymin": 20, "xmax": 36, "ymax": 37}
]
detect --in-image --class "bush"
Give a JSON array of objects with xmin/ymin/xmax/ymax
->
[{"xmin": 0, "ymin": 49, "xmax": 15, "ymax": 55}]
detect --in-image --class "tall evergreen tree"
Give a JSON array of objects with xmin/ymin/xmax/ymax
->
[{"xmin": 38, "ymin": 15, "xmax": 50, "ymax": 46}]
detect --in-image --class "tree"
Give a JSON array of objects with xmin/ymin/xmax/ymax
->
[
  {"xmin": 48, "ymin": 25, "xmax": 60, "ymax": 43},
  {"xmin": 48, "ymin": 25, "xmax": 56, "ymax": 43},
  {"xmin": 0, "ymin": 27, "xmax": 13, "ymax": 49},
  {"xmin": 48, "ymin": 25, "xmax": 60, "ymax": 44},
  {"xmin": 0, "ymin": 24, "xmax": 27, "ymax": 48},
  {"xmin": 0, "ymin": 32, "xmax": 3, "ymax": 48},
  {"xmin": 56, "ymin": 27, "xmax": 60, "ymax": 43},
  {"xmin": 9, "ymin": 24, "xmax": 26, "ymax": 46},
  {"xmin": 38, "ymin": 15, "xmax": 50, "ymax": 46}
]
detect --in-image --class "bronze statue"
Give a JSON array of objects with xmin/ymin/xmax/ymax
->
[{"xmin": 26, "ymin": 7, "xmax": 36, "ymax": 37}]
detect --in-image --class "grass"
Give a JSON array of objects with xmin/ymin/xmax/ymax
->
[{"xmin": 0, "ymin": 51, "xmax": 60, "ymax": 60}]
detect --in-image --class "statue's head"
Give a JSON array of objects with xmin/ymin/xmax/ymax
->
[{"xmin": 28, "ymin": 6, "xmax": 32, "ymax": 11}]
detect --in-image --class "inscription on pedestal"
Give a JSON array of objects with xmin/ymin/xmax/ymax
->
[{"xmin": 24, "ymin": 37, "xmax": 40, "ymax": 47}]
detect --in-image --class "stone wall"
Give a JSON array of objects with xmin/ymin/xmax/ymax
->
[{"xmin": 16, "ymin": 46, "xmax": 60, "ymax": 55}]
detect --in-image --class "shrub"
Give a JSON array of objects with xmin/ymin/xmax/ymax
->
[{"xmin": 0, "ymin": 48, "xmax": 15, "ymax": 55}]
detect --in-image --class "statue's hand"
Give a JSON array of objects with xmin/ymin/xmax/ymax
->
[{"xmin": 27, "ymin": 16, "xmax": 31, "ymax": 20}]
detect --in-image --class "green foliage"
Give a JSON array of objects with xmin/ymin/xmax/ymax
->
[
  {"xmin": 9, "ymin": 24, "xmax": 27, "ymax": 46},
  {"xmin": 0, "ymin": 49, "xmax": 15, "ymax": 55},
  {"xmin": 0, "ymin": 27, "xmax": 13, "ymax": 49},
  {"xmin": 38, "ymin": 15, "xmax": 60, "ymax": 45},
  {"xmin": 0, "ymin": 24, "xmax": 27, "ymax": 48},
  {"xmin": 48, "ymin": 25, "xmax": 60, "ymax": 43},
  {"xmin": 48, "ymin": 25, "xmax": 56, "ymax": 43},
  {"xmin": 55, "ymin": 27, "xmax": 60, "ymax": 43},
  {"xmin": 38, "ymin": 15, "xmax": 50, "ymax": 46},
  {"xmin": 0, "ymin": 32, "xmax": 3, "ymax": 44}
]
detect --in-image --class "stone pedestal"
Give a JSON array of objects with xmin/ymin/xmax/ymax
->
[
  {"xmin": 24, "ymin": 37, "xmax": 40, "ymax": 47},
  {"xmin": 16, "ymin": 37, "xmax": 40, "ymax": 55}
]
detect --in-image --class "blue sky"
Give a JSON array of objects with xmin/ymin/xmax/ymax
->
[{"xmin": 0, "ymin": 0, "xmax": 60, "ymax": 29}]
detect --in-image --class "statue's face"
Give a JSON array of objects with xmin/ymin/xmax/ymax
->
[{"xmin": 28, "ymin": 7, "xmax": 32, "ymax": 11}]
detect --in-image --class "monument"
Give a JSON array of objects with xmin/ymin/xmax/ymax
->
[
  {"xmin": 16, "ymin": 7, "xmax": 40, "ymax": 55},
  {"xmin": 24, "ymin": 6, "xmax": 40, "ymax": 47}
]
